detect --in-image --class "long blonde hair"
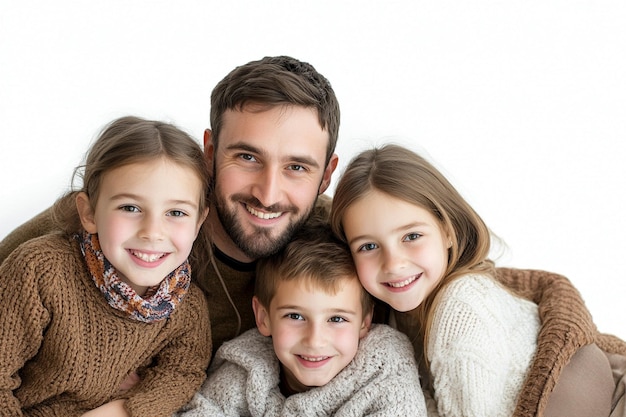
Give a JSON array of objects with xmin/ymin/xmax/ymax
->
[{"xmin": 330, "ymin": 144, "xmax": 495, "ymax": 369}]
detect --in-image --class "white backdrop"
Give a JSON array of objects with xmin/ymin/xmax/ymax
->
[{"xmin": 1, "ymin": 1, "xmax": 624, "ymax": 338}]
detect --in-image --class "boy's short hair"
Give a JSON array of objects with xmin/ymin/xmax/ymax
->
[{"xmin": 255, "ymin": 221, "xmax": 373, "ymax": 317}]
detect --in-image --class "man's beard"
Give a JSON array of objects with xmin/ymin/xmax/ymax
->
[{"xmin": 214, "ymin": 190, "xmax": 315, "ymax": 260}]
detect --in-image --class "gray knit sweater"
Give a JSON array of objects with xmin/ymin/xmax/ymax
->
[{"xmin": 176, "ymin": 324, "xmax": 428, "ymax": 417}]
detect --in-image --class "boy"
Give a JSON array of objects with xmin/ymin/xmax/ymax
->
[{"xmin": 176, "ymin": 222, "xmax": 427, "ymax": 416}]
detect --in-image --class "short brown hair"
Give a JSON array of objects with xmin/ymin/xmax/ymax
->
[
  {"xmin": 210, "ymin": 56, "xmax": 340, "ymax": 166},
  {"xmin": 255, "ymin": 221, "xmax": 373, "ymax": 317}
]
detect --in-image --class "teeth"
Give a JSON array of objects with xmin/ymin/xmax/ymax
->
[
  {"xmin": 300, "ymin": 355, "xmax": 329, "ymax": 362},
  {"xmin": 387, "ymin": 276, "xmax": 417, "ymax": 288},
  {"xmin": 132, "ymin": 251, "xmax": 165, "ymax": 262},
  {"xmin": 246, "ymin": 205, "xmax": 282, "ymax": 220}
]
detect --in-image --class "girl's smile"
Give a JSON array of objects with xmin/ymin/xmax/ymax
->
[
  {"xmin": 384, "ymin": 273, "xmax": 422, "ymax": 291},
  {"xmin": 128, "ymin": 249, "xmax": 169, "ymax": 267}
]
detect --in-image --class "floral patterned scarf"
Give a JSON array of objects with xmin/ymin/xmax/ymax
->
[{"xmin": 79, "ymin": 231, "xmax": 191, "ymax": 323}]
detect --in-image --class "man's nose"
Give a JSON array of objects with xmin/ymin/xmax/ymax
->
[{"xmin": 251, "ymin": 167, "xmax": 283, "ymax": 208}]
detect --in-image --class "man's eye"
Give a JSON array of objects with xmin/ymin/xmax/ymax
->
[
  {"xmin": 239, "ymin": 153, "xmax": 256, "ymax": 162},
  {"xmin": 358, "ymin": 243, "xmax": 378, "ymax": 252},
  {"xmin": 288, "ymin": 164, "xmax": 306, "ymax": 172}
]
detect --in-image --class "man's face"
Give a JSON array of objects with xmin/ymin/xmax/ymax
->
[{"xmin": 206, "ymin": 105, "xmax": 337, "ymax": 261}]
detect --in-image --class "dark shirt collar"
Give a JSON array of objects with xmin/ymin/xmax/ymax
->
[{"xmin": 212, "ymin": 245, "xmax": 256, "ymax": 272}]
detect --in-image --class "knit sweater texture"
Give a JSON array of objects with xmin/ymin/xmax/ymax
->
[
  {"xmin": 2, "ymin": 202, "xmax": 626, "ymax": 416},
  {"xmin": 428, "ymin": 274, "xmax": 540, "ymax": 417},
  {"xmin": 0, "ymin": 234, "xmax": 212, "ymax": 417},
  {"xmin": 176, "ymin": 325, "xmax": 428, "ymax": 417}
]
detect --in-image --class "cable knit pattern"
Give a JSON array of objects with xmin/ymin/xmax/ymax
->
[
  {"xmin": 0, "ymin": 234, "xmax": 212, "ymax": 417},
  {"xmin": 176, "ymin": 325, "xmax": 428, "ymax": 417},
  {"xmin": 428, "ymin": 274, "xmax": 540, "ymax": 417}
]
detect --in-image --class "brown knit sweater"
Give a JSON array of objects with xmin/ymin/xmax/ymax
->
[
  {"xmin": 0, "ymin": 234, "xmax": 211, "ymax": 417},
  {"xmin": 2, "ymin": 205, "xmax": 625, "ymax": 416}
]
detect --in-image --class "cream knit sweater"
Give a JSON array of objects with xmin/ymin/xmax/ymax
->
[{"xmin": 428, "ymin": 274, "xmax": 540, "ymax": 417}]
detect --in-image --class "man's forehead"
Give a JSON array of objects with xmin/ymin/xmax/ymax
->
[{"xmin": 219, "ymin": 106, "xmax": 329, "ymax": 158}]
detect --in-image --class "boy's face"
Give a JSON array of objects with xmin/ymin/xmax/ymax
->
[{"xmin": 253, "ymin": 277, "xmax": 371, "ymax": 393}]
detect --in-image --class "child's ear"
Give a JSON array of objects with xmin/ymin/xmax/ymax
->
[
  {"xmin": 359, "ymin": 310, "xmax": 374, "ymax": 339},
  {"xmin": 76, "ymin": 192, "xmax": 97, "ymax": 233},
  {"xmin": 252, "ymin": 296, "xmax": 272, "ymax": 337}
]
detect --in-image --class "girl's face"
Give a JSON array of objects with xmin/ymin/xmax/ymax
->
[
  {"xmin": 78, "ymin": 158, "xmax": 207, "ymax": 296},
  {"xmin": 342, "ymin": 190, "xmax": 451, "ymax": 312}
]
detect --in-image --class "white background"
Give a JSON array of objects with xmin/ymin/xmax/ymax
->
[{"xmin": 1, "ymin": 1, "xmax": 624, "ymax": 338}]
